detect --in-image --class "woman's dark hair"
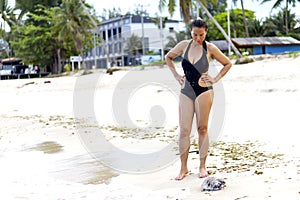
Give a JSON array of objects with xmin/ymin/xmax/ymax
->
[{"xmin": 190, "ymin": 18, "xmax": 208, "ymax": 31}]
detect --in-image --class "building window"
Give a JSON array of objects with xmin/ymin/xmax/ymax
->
[
  {"xmin": 169, "ymin": 27, "xmax": 174, "ymax": 33},
  {"xmin": 108, "ymin": 29, "xmax": 112, "ymax": 39},
  {"xmin": 113, "ymin": 28, "xmax": 117, "ymax": 35}
]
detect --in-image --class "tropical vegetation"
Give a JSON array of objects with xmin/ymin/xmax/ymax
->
[
  {"xmin": 0, "ymin": 0, "xmax": 98, "ymax": 73},
  {"xmin": 0, "ymin": 0, "xmax": 300, "ymax": 72},
  {"xmin": 159, "ymin": 0, "xmax": 300, "ymax": 58}
]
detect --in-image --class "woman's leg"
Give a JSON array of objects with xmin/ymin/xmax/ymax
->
[
  {"xmin": 176, "ymin": 93, "xmax": 195, "ymax": 180},
  {"xmin": 194, "ymin": 89, "xmax": 214, "ymax": 178}
]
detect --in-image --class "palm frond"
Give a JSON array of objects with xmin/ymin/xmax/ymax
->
[
  {"xmin": 168, "ymin": 0, "xmax": 176, "ymax": 16},
  {"xmin": 180, "ymin": 0, "xmax": 192, "ymax": 24}
]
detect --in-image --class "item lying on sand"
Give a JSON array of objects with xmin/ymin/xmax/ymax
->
[
  {"xmin": 201, "ymin": 177, "xmax": 226, "ymax": 191},
  {"xmin": 106, "ymin": 67, "xmax": 128, "ymax": 75}
]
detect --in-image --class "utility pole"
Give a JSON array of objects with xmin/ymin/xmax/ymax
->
[
  {"xmin": 121, "ymin": 16, "xmax": 124, "ymax": 66},
  {"xmin": 141, "ymin": 5, "xmax": 145, "ymax": 55},
  {"xmin": 227, "ymin": 0, "xmax": 231, "ymax": 56},
  {"xmin": 159, "ymin": 1, "xmax": 164, "ymax": 61},
  {"xmin": 138, "ymin": 4, "xmax": 149, "ymax": 55},
  {"xmin": 105, "ymin": 29, "xmax": 110, "ymax": 68},
  {"xmin": 94, "ymin": 31, "xmax": 97, "ymax": 69},
  {"xmin": 160, "ymin": 17, "xmax": 164, "ymax": 60}
]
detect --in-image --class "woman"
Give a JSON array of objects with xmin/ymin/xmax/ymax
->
[{"xmin": 165, "ymin": 18, "xmax": 232, "ymax": 180}]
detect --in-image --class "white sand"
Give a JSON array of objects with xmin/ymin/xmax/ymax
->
[{"xmin": 0, "ymin": 55, "xmax": 300, "ymax": 199}]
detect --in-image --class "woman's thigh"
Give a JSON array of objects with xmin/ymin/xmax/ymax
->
[
  {"xmin": 179, "ymin": 93, "xmax": 195, "ymax": 132},
  {"xmin": 194, "ymin": 90, "xmax": 214, "ymax": 126}
]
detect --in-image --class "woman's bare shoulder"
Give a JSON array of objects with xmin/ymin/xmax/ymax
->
[
  {"xmin": 177, "ymin": 40, "xmax": 190, "ymax": 48},
  {"xmin": 169, "ymin": 40, "xmax": 190, "ymax": 56},
  {"xmin": 206, "ymin": 41, "xmax": 218, "ymax": 50},
  {"xmin": 206, "ymin": 41, "xmax": 222, "ymax": 55}
]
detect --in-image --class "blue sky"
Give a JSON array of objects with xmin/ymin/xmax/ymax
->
[{"xmin": 86, "ymin": 0, "xmax": 300, "ymax": 20}]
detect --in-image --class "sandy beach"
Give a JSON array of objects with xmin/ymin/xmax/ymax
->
[{"xmin": 0, "ymin": 55, "xmax": 300, "ymax": 200}]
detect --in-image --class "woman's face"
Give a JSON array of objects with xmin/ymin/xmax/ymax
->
[{"xmin": 191, "ymin": 26, "xmax": 207, "ymax": 45}]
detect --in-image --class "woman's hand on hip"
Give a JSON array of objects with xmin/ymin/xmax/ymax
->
[
  {"xmin": 175, "ymin": 74, "xmax": 185, "ymax": 86},
  {"xmin": 198, "ymin": 73, "xmax": 215, "ymax": 87}
]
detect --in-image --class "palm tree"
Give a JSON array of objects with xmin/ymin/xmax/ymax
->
[
  {"xmin": 248, "ymin": 18, "xmax": 267, "ymax": 37},
  {"xmin": 125, "ymin": 34, "xmax": 143, "ymax": 65},
  {"xmin": 1, "ymin": 0, "xmax": 14, "ymax": 28},
  {"xmin": 263, "ymin": 7, "xmax": 298, "ymax": 36},
  {"xmin": 162, "ymin": 0, "xmax": 242, "ymax": 59},
  {"xmin": 0, "ymin": 0, "xmax": 25, "ymax": 57},
  {"xmin": 51, "ymin": 0, "xmax": 97, "ymax": 71},
  {"xmin": 232, "ymin": 0, "xmax": 249, "ymax": 37},
  {"xmin": 0, "ymin": 0, "xmax": 25, "ymax": 30},
  {"xmin": 15, "ymin": 0, "xmax": 62, "ymax": 17},
  {"xmin": 151, "ymin": 15, "xmax": 168, "ymax": 29},
  {"xmin": 261, "ymin": 0, "xmax": 300, "ymax": 34},
  {"xmin": 165, "ymin": 31, "xmax": 186, "ymax": 50}
]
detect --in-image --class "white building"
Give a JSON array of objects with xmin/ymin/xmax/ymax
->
[{"xmin": 85, "ymin": 14, "xmax": 185, "ymax": 68}]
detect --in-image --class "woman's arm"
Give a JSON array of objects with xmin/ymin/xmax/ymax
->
[
  {"xmin": 165, "ymin": 40, "xmax": 188, "ymax": 85},
  {"xmin": 209, "ymin": 43, "xmax": 232, "ymax": 83}
]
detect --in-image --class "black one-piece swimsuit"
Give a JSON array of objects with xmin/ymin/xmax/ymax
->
[{"xmin": 181, "ymin": 40, "xmax": 213, "ymax": 101}]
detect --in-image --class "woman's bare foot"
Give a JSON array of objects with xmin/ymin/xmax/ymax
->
[
  {"xmin": 175, "ymin": 168, "xmax": 189, "ymax": 181},
  {"xmin": 199, "ymin": 167, "xmax": 208, "ymax": 178}
]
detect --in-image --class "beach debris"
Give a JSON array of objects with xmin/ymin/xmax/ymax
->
[
  {"xmin": 106, "ymin": 66, "xmax": 128, "ymax": 75},
  {"xmin": 254, "ymin": 170, "xmax": 263, "ymax": 175},
  {"xmin": 204, "ymin": 141, "xmax": 284, "ymax": 174},
  {"xmin": 201, "ymin": 177, "xmax": 226, "ymax": 191},
  {"xmin": 235, "ymin": 56, "xmax": 254, "ymax": 64},
  {"xmin": 235, "ymin": 196, "xmax": 249, "ymax": 200},
  {"xmin": 17, "ymin": 81, "xmax": 35, "ymax": 88},
  {"xmin": 189, "ymin": 150, "xmax": 199, "ymax": 154},
  {"xmin": 26, "ymin": 141, "xmax": 64, "ymax": 154},
  {"xmin": 99, "ymin": 124, "xmax": 178, "ymax": 142}
]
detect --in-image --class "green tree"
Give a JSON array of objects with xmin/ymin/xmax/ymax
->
[
  {"xmin": 0, "ymin": 38, "xmax": 9, "ymax": 56},
  {"xmin": 248, "ymin": 18, "xmax": 268, "ymax": 37},
  {"xmin": 10, "ymin": 7, "xmax": 55, "ymax": 70},
  {"xmin": 0, "ymin": 0, "xmax": 18, "ymax": 28},
  {"xmin": 10, "ymin": 0, "xmax": 97, "ymax": 73},
  {"xmin": 232, "ymin": 0, "xmax": 250, "ymax": 37},
  {"xmin": 126, "ymin": 34, "xmax": 142, "ymax": 55},
  {"xmin": 1, "ymin": 0, "xmax": 24, "ymax": 51},
  {"xmin": 261, "ymin": 0, "xmax": 300, "ymax": 34},
  {"xmin": 193, "ymin": 0, "xmax": 227, "ymax": 18},
  {"xmin": 51, "ymin": 0, "xmax": 97, "ymax": 71},
  {"xmin": 165, "ymin": 31, "xmax": 186, "ymax": 50},
  {"xmin": 262, "ymin": 7, "xmax": 299, "ymax": 37},
  {"xmin": 15, "ymin": 0, "xmax": 62, "ymax": 16},
  {"xmin": 0, "ymin": 0, "xmax": 12, "ymax": 57},
  {"xmin": 0, "ymin": 0, "xmax": 62, "ymax": 59},
  {"xmin": 206, "ymin": 8, "xmax": 255, "ymax": 40},
  {"xmin": 162, "ymin": 0, "xmax": 242, "ymax": 58},
  {"xmin": 150, "ymin": 15, "xmax": 168, "ymax": 29},
  {"xmin": 125, "ymin": 34, "xmax": 142, "ymax": 65}
]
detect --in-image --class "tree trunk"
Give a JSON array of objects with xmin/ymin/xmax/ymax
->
[
  {"xmin": 57, "ymin": 48, "xmax": 62, "ymax": 73},
  {"xmin": 240, "ymin": 0, "xmax": 249, "ymax": 37},
  {"xmin": 80, "ymin": 50, "xmax": 86, "ymax": 70},
  {"xmin": 52, "ymin": 51, "xmax": 58, "ymax": 74},
  {"xmin": 285, "ymin": 0, "xmax": 289, "ymax": 34},
  {"xmin": 196, "ymin": 0, "xmax": 242, "ymax": 59}
]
